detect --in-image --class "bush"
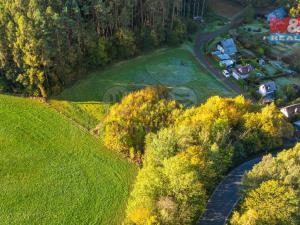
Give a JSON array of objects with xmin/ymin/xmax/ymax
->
[{"xmin": 103, "ymin": 86, "xmax": 179, "ymax": 158}]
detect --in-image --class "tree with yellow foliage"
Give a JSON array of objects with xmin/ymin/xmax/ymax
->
[
  {"xmin": 231, "ymin": 180, "xmax": 299, "ymax": 225},
  {"xmin": 103, "ymin": 86, "xmax": 179, "ymax": 159}
]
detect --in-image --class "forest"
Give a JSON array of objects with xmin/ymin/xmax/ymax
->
[
  {"xmin": 102, "ymin": 86, "xmax": 294, "ymax": 225},
  {"xmin": 0, "ymin": 0, "xmax": 205, "ymax": 97}
]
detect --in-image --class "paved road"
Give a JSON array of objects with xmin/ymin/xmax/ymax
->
[
  {"xmin": 196, "ymin": 157, "xmax": 261, "ymax": 225},
  {"xmin": 193, "ymin": 15, "xmax": 244, "ymax": 95},
  {"xmin": 197, "ymin": 140, "xmax": 298, "ymax": 225}
]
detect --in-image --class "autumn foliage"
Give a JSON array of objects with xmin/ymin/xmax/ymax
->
[
  {"xmin": 103, "ymin": 86, "xmax": 179, "ymax": 158},
  {"xmin": 111, "ymin": 89, "xmax": 294, "ymax": 225},
  {"xmin": 231, "ymin": 144, "xmax": 300, "ymax": 225}
]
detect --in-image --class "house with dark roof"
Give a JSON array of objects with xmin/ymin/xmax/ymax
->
[
  {"xmin": 232, "ymin": 64, "xmax": 253, "ymax": 80},
  {"xmin": 259, "ymin": 81, "xmax": 277, "ymax": 97},
  {"xmin": 217, "ymin": 38, "xmax": 237, "ymax": 56},
  {"xmin": 266, "ymin": 7, "xmax": 287, "ymax": 22},
  {"xmin": 280, "ymin": 103, "xmax": 300, "ymax": 118}
]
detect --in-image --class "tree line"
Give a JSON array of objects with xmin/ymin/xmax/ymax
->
[
  {"xmin": 102, "ymin": 86, "xmax": 294, "ymax": 225},
  {"xmin": 0, "ymin": 0, "xmax": 207, "ymax": 97}
]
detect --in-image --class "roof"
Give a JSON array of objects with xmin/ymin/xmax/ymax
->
[
  {"xmin": 219, "ymin": 38, "xmax": 237, "ymax": 55},
  {"xmin": 235, "ymin": 64, "xmax": 253, "ymax": 75},
  {"xmin": 219, "ymin": 59, "xmax": 235, "ymax": 66},
  {"xmin": 281, "ymin": 103, "xmax": 300, "ymax": 116},
  {"xmin": 260, "ymin": 81, "xmax": 277, "ymax": 92},
  {"xmin": 294, "ymin": 120, "xmax": 300, "ymax": 127},
  {"xmin": 217, "ymin": 54, "xmax": 231, "ymax": 60},
  {"xmin": 266, "ymin": 7, "xmax": 287, "ymax": 21}
]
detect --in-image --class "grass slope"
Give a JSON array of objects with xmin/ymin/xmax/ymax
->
[
  {"xmin": 56, "ymin": 48, "xmax": 234, "ymax": 107},
  {"xmin": 0, "ymin": 94, "xmax": 136, "ymax": 225}
]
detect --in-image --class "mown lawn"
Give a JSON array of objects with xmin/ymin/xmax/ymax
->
[
  {"xmin": 0, "ymin": 94, "xmax": 137, "ymax": 225},
  {"xmin": 56, "ymin": 48, "xmax": 235, "ymax": 108}
]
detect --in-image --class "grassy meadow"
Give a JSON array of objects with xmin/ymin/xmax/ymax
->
[
  {"xmin": 0, "ymin": 94, "xmax": 137, "ymax": 225},
  {"xmin": 56, "ymin": 48, "xmax": 234, "ymax": 108}
]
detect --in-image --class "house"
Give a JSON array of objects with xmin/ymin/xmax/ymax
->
[
  {"xmin": 259, "ymin": 81, "xmax": 277, "ymax": 97},
  {"xmin": 216, "ymin": 54, "xmax": 231, "ymax": 61},
  {"xmin": 219, "ymin": 59, "xmax": 235, "ymax": 68},
  {"xmin": 211, "ymin": 51, "xmax": 231, "ymax": 61},
  {"xmin": 217, "ymin": 38, "xmax": 237, "ymax": 56},
  {"xmin": 266, "ymin": 7, "xmax": 287, "ymax": 22},
  {"xmin": 280, "ymin": 103, "xmax": 300, "ymax": 118},
  {"xmin": 232, "ymin": 64, "xmax": 254, "ymax": 80}
]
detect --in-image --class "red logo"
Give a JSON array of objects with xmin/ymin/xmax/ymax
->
[{"xmin": 270, "ymin": 18, "xmax": 300, "ymax": 34}]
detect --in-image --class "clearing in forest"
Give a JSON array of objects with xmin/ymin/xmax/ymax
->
[
  {"xmin": 57, "ymin": 48, "xmax": 235, "ymax": 109},
  {"xmin": 0, "ymin": 94, "xmax": 137, "ymax": 225}
]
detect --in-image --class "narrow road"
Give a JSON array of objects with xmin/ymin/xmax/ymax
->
[
  {"xmin": 193, "ymin": 15, "xmax": 244, "ymax": 95},
  {"xmin": 196, "ymin": 157, "xmax": 261, "ymax": 225},
  {"xmin": 197, "ymin": 141, "xmax": 298, "ymax": 225}
]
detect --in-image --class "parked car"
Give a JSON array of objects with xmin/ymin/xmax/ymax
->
[{"xmin": 222, "ymin": 69, "xmax": 231, "ymax": 78}]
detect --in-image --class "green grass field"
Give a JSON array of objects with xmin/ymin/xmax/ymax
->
[
  {"xmin": 56, "ymin": 48, "xmax": 235, "ymax": 108},
  {"xmin": 0, "ymin": 94, "xmax": 137, "ymax": 225}
]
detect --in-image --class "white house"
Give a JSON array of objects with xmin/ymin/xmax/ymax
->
[
  {"xmin": 232, "ymin": 64, "xmax": 254, "ymax": 80},
  {"xmin": 280, "ymin": 103, "xmax": 300, "ymax": 118},
  {"xmin": 259, "ymin": 81, "xmax": 277, "ymax": 97}
]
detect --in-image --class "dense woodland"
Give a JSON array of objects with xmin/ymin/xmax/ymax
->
[
  {"xmin": 0, "ymin": 0, "xmax": 207, "ymax": 97},
  {"xmin": 102, "ymin": 87, "xmax": 294, "ymax": 225}
]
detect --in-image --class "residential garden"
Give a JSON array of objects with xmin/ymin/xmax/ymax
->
[{"xmin": 203, "ymin": 9, "xmax": 300, "ymax": 107}]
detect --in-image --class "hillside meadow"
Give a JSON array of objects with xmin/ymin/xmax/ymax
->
[
  {"xmin": 56, "ymin": 48, "xmax": 235, "ymax": 105},
  {"xmin": 0, "ymin": 94, "xmax": 137, "ymax": 225}
]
